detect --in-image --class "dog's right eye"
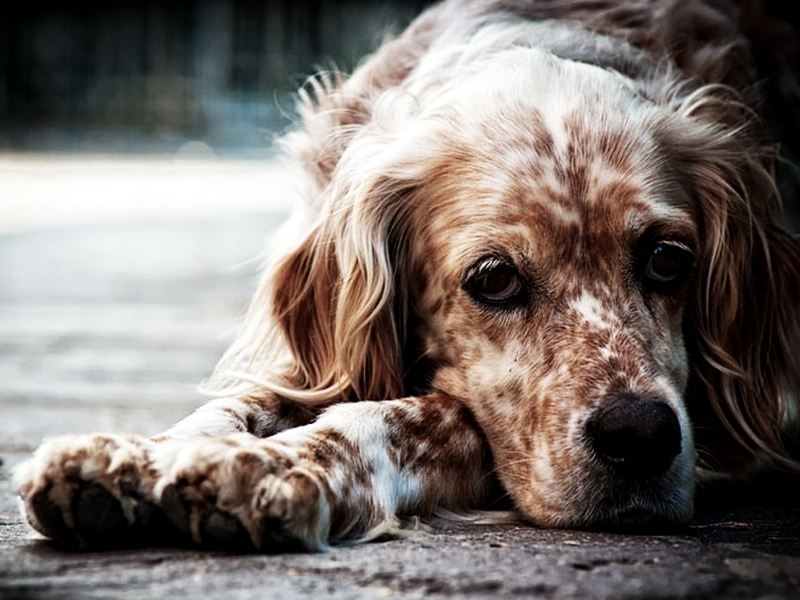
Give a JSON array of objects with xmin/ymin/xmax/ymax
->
[
  {"xmin": 465, "ymin": 257, "xmax": 525, "ymax": 307},
  {"xmin": 640, "ymin": 240, "xmax": 694, "ymax": 293}
]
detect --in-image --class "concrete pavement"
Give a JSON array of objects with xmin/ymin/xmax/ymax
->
[{"xmin": 0, "ymin": 157, "xmax": 799, "ymax": 599}]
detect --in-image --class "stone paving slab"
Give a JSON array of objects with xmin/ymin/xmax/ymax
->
[{"xmin": 1, "ymin": 159, "xmax": 799, "ymax": 599}]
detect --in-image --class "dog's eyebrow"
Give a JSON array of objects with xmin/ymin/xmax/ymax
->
[{"xmin": 624, "ymin": 209, "xmax": 699, "ymax": 242}]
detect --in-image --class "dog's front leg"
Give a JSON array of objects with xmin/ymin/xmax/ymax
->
[
  {"xmin": 13, "ymin": 394, "xmax": 316, "ymax": 548},
  {"xmin": 156, "ymin": 392, "xmax": 494, "ymax": 551},
  {"xmin": 15, "ymin": 393, "xmax": 491, "ymax": 551}
]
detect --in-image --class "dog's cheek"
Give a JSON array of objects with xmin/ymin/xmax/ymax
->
[{"xmin": 432, "ymin": 351, "xmax": 570, "ymax": 493}]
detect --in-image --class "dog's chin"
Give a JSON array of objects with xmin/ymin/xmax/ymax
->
[
  {"xmin": 516, "ymin": 470, "xmax": 695, "ymax": 534},
  {"xmin": 524, "ymin": 501, "xmax": 693, "ymax": 534}
]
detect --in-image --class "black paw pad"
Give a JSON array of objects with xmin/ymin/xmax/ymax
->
[
  {"xmin": 258, "ymin": 519, "xmax": 307, "ymax": 553},
  {"xmin": 73, "ymin": 481, "xmax": 129, "ymax": 544},
  {"xmin": 159, "ymin": 483, "xmax": 191, "ymax": 537},
  {"xmin": 260, "ymin": 532, "xmax": 307, "ymax": 553},
  {"xmin": 202, "ymin": 511, "xmax": 255, "ymax": 551},
  {"xmin": 132, "ymin": 499, "xmax": 182, "ymax": 546}
]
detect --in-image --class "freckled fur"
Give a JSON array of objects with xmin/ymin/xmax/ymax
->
[{"xmin": 14, "ymin": 0, "xmax": 800, "ymax": 550}]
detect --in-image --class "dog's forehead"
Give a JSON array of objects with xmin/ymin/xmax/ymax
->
[
  {"xmin": 395, "ymin": 48, "xmax": 698, "ymax": 280},
  {"xmin": 415, "ymin": 112, "xmax": 688, "ymax": 274}
]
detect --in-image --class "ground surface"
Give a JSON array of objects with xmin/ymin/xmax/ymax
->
[{"xmin": 1, "ymin": 156, "xmax": 799, "ymax": 600}]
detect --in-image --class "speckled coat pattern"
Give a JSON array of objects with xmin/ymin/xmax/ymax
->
[{"xmin": 14, "ymin": 0, "xmax": 800, "ymax": 551}]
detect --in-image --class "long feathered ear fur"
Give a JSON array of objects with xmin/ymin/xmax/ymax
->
[
  {"xmin": 203, "ymin": 163, "xmax": 415, "ymax": 405},
  {"xmin": 660, "ymin": 87, "xmax": 800, "ymax": 473},
  {"xmin": 268, "ymin": 191, "xmax": 410, "ymax": 403}
]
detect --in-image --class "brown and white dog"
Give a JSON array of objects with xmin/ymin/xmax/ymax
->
[{"xmin": 15, "ymin": 0, "xmax": 800, "ymax": 551}]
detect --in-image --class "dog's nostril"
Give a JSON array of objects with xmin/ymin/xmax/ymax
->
[{"xmin": 587, "ymin": 395, "xmax": 681, "ymax": 479}]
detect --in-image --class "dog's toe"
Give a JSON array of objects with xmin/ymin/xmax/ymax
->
[
  {"xmin": 157, "ymin": 439, "xmax": 332, "ymax": 552},
  {"xmin": 15, "ymin": 433, "xmax": 171, "ymax": 547}
]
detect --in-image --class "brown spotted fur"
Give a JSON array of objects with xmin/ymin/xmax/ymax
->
[{"xmin": 14, "ymin": 0, "xmax": 800, "ymax": 550}]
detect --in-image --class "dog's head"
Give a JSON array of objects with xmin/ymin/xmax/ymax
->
[
  {"xmin": 398, "ymin": 53, "xmax": 701, "ymax": 528},
  {"xmin": 259, "ymin": 44, "xmax": 800, "ymax": 529}
]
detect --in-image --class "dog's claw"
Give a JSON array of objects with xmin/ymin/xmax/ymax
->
[{"xmin": 157, "ymin": 441, "xmax": 331, "ymax": 552}]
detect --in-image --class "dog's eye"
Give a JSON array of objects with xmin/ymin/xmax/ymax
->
[
  {"xmin": 466, "ymin": 257, "xmax": 524, "ymax": 306},
  {"xmin": 643, "ymin": 241, "xmax": 693, "ymax": 287}
]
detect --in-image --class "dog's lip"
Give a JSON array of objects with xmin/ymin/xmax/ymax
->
[{"xmin": 586, "ymin": 491, "xmax": 694, "ymax": 532}]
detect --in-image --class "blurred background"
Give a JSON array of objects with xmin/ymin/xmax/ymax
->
[
  {"xmin": 0, "ymin": 1, "xmax": 797, "ymax": 447},
  {"xmin": 0, "ymin": 0, "xmax": 433, "ymax": 157},
  {"xmin": 0, "ymin": 1, "xmax": 428, "ymax": 448}
]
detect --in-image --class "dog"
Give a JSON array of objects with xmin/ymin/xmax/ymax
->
[{"xmin": 15, "ymin": 0, "xmax": 800, "ymax": 551}]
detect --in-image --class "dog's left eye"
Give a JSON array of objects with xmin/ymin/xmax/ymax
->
[
  {"xmin": 643, "ymin": 241, "xmax": 694, "ymax": 287},
  {"xmin": 465, "ymin": 257, "xmax": 524, "ymax": 306}
]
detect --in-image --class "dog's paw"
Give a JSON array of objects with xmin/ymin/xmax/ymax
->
[
  {"xmin": 14, "ymin": 434, "xmax": 175, "ymax": 547},
  {"xmin": 157, "ymin": 436, "xmax": 332, "ymax": 552}
]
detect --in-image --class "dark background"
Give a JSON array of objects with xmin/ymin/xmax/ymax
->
[{"xmin": 0, "ymin": 1, "xmax": 433, "ymax": 157}]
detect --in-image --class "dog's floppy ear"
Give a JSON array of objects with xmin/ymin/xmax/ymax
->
[
  {"xmin": 269, "ymin": 178, "xmax": 411, "ymax": 404},
  {"xmin": 688, "ymin": 208, "xmax": 800, "ymax": 473},
  {"xmin": 203, "ymin": 169, "xmax": 414, "ymax": 405},
  {"xmin": 664, "ymin": 92, "xmax": 800, "ymax": 472}
]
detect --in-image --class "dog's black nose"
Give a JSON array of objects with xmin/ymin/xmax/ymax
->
[{"xmin": 587, "ymin": 394, "xmax": 681, "ymax": 479}]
